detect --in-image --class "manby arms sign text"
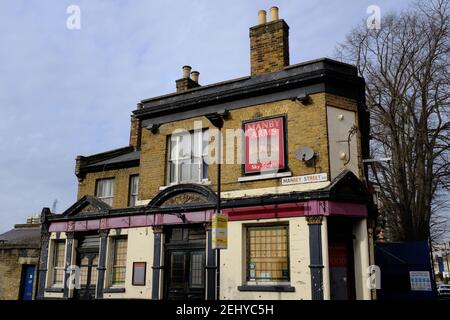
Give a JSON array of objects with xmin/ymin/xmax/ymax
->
[{"xmin": 244, "ymin": 117, "xmax": 285, "ymax": 174}]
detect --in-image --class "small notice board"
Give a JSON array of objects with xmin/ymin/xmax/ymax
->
[
  {"xmin": 409, "ymin": 271, "xmax": 432, "ymax": 291},
  {"xmin": 212, "ymin": 214, "xmax": 228, "ymax": 250}
]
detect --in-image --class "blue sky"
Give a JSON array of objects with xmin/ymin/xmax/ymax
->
[{"xmin": 0, "ymin": 0, "xmax": 425, "ymax": 233}]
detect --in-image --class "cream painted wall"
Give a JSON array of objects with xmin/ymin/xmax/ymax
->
[
  {"xmin": 321, "ymin": 217, "xmax": 330, "ymax": 300},
  {"xmin": 327, "ymin": 106, "xmax": 359, "ymax": 179},
  {"xmin": 220, "ymin": 217, "xmax": 311, "ymax": 300},
  {"xmin": 352, "ymin": 219, "xmax": 371, "ymax": 300},
  {"xmin": 104, "ymin": 227, "xmax": 154, "ymax": 299},
  {"xmin": 221, "ymin": 181, "xmax": 330, "ymax": 199}
]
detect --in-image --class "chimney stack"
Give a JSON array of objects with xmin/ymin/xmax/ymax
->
[
  {"xmin": 129, "ymin": 106, "xmax": 142, "ymax": 150},
  {"xmin": 250, "ymin": 6, "xmax": 290, "ymax": 76},
  {"xmin": 176, "ymin": 65, "xmax": 200, "ymax": 92}
]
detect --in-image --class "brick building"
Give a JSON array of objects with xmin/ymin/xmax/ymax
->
[
  {"xmin": 0, "ymin": 216, "xmax": 41, "ymax": 300},
  {"xmin": 38, "ymin": 7, "xmax": 374, "ymax": 300}
]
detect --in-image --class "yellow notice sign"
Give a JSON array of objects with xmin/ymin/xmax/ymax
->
[{"xmin": 211, "ymin": 214, "xmax": 228, "ymax": 250}]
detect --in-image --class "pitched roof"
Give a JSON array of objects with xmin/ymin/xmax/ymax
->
[
  {"xmin": 0, "ymin": 226, "xmax": 41, "ymax": 247},
  {"xmin": 83, "ymin": 151, "xmax": 140, "ymax": 168}
]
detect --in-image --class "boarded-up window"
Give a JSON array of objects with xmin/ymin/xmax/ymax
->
[{"xmin": 246, "ymin": 225, "xmax": 289, "ymax": 283}]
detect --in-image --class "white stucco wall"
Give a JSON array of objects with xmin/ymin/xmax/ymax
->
[
  {"xmin": 104, "ymin": 227, "xmax": 154, "ymax": 299},
  {"xmin": 352, "ymin": 219, "xmax": 371, "ymax": 300},
  {"xmin": 327, "ymin": 106, "xmax": 359, "ymax": 179},
  {"xmin": 219, "ymin": 217, "xmax": 312, "ymax": 300},
  {"xmin": 321, "ymin": 217, "xmax": 330, "ymax": 300}
]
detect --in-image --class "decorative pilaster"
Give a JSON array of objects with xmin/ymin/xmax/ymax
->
[
  {"xmin": 96, "ymin": 229, "xmax": 109, "ymax": 299},
  {"xmin": 307, "ymin": 215, "xmax": 324, "ymax": 300},
  {"xmin": 63, "ymin": 232, "xmax": 75, "ymax": 299},
  {"xmin": 205, "ymin": 223, "xmax": 217, "ymax": 300},
  {"xmin": 37, "ymin": 231, "xmax": 50, "ymax": 299},
  {"xmin": 37, "ymin": 208, "xmax": 51, "ymax": 300},
  {"xmin": 151, "ymin": 226, "xmax": 163, "ymax": 300}
]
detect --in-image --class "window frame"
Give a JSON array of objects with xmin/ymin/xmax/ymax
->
[
  {"xmin": 245, "ymin": 224, "xmax": 290, "ymax": 285},
  {"xmin": 108, "ymin": 236, "xmax": 128, "ymax": 288},
  {"xmin": 95, "ymin": 178, "xmax": 115, "ymax": 206},
  {"xmin": 166, "ymin": 129, "xmax": 209, "ymax": 185},
  {"xmin": 128, "ymin": 174, "xmax": 139, "ymax": 207},
  {"xmin": 51, "ymin": 240, "xmax": 66, "ymax": 287}
]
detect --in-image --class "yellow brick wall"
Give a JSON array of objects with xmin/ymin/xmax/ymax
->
[
  {"xmin": 139, "ymin": 93, "xmax": 330, "ymax": 200},
  {"xmin": 78, "ymin": 93, "xmax": 362, "ymax": 205},
  {"xmin": 0, "ymin": 249, "xmax": 39, "ymax": 300},
  {"xmin": 77, "ymin": 167, "xmax": 140, "ymax": 208}
]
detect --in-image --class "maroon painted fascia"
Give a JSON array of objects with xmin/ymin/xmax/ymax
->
[{"xmin": 47, "ymin": 200, "xmax": 367, "ymax": 233}]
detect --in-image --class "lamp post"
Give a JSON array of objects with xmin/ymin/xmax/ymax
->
[{"xmin": 205, "ymin": 111, "xmax": 228, "ymax": 300}]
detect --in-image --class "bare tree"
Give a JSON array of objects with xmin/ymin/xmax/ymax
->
[{"xmin": 336, "ymin": 0, "xmax": 450, "ymax": 242}]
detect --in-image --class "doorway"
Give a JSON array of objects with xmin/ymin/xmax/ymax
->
[
  {"xmin": 328, "ymin": 218, "xmax": 356, "ymax": 300},
  {"xmin": 164, "ymin": 226, "xmax": 206, "ymax": 300},
  {"xmin": 74, "ymin": 235, "xmax": 100, "ymax": 300},
  {"xmin": 19, "ymin": 265, "xmax": 36, "ymax": 300}
]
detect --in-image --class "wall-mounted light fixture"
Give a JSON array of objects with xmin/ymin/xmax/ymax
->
[
  {"xmin": 292, "ymin": 92, "xmax": 311, "ymax": 105},
  {"xmin": 148, "ymin": 123, "xmax": 160, "ymax": 134}
]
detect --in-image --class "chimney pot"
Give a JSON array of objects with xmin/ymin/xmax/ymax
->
[
  {"xmin": 270, "ymin": 6, "xmax": 279, "ymax": 21},
  {"xmin": 258, "ymin": 10, "xmax": 267, "ymax": 25},
  {"xmin": 191, "ymin": 71, "xmax": 200, "ymax": 83},
  {"xmin": 182, "ymin": 65, "xmax": 192, "ymax": 78}
]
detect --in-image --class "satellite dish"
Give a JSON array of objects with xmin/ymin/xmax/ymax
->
[{"xmin": 295, "ymin": 147, "xmax": 315, "ymax": 162}]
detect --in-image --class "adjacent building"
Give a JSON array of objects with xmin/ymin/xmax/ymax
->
[
  {"xmin": 38, "ymin": 7, "xmax": 374, "ymax": 300},
  {"xmin": 0, "ymin": 216, "xmax": 41, "ymax": 300}
]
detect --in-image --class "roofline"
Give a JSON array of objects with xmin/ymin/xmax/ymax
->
[
  {"xmin": 138, "ymin": 58, "xmax": 357, "ymax": 105},
  {"xmin": 76, "ymin": 146, "xmax": 134, "ymax": 163},
  {"xmin": 76, "ymin": 146, "xmax": 137, "ymax": 177},
  {"xmin": 133, "ymin": 58, "xmax": 364, "ymax": 123},
  {"xmin": 80, "ymin": 159, "xmax": 140, "ymax": 174},
  {"xmin": 140, "ymin": 76, "xmax": 251, "ymax": 104}
]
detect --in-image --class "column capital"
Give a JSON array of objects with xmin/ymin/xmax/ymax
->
[
  {"xmin": 98, "ymin": 229, "xmax": 110, "ymax": 237},
  {"xmin": 203, "ymin": 222, "xmax": 212, "ymax": 230},
  {"xmin": 306, "ymin": 215, "xmax": 323, "ymax": 225},
  {"xmin": 65, "ymin": 232, "xmax": 75, "ymax": 239},
  {"xmin": 40, "ymin": 231, "xmax": 51, "ymax": 242},
  {"xmin": 152, "ymin": 226, "xmax": 164, "ymax": 233}
]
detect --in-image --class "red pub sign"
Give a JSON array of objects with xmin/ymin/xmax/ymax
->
[{"xmin": 244, "ymin": 116, "xmax": 285, "ymax": 174}]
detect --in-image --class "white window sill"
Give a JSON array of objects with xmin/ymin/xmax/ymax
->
[
  {"xmin": 103, "ymin": 287, "xmax": 126, "ymax": 293},
  {"xmin": 238, "ymin": 171, "xmax": 292, "ymax": 182},
  {"xmin": 159, "ymin": 180, "xmax": 212, "ymax": 191}
]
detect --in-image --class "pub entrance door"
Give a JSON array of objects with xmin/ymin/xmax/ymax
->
[
  {"xmin": 164, "ymin": 226, "xmax": 206, "ymax": 300},
  {"xmin": 328, "ymin": 218, "xmax": 356, "ymax": 300},
  {"xmin": 74, "ymin": 235, "xmax": 100, "ymax": 300}
]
